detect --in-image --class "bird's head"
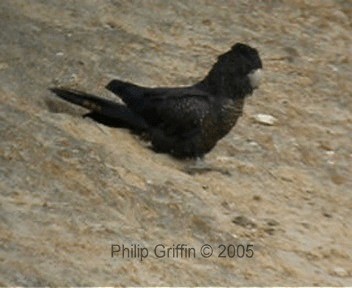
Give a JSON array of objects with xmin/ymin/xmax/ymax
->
[
  {"xmin": 224, "ymin": 43, "xmax": 263, "ymax": 89},
  {"xmin": 200, "ymin": 43, "xmax": 263, "ymax": 97}
]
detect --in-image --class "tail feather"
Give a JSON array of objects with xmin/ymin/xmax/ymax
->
[{"xmin": 49, "ymin": 87, "xmax": 148, "ymax": 131}]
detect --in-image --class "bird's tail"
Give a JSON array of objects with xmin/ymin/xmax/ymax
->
[{"xmin": 49, "ymin": 87, "xmax": 148, "ymax": 131}]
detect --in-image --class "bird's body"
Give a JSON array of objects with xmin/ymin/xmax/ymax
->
[{"xmin": 50, "ymin": 43, "xmax": 262, "ymax": 158}]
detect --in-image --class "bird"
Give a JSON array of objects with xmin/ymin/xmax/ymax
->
[{"xmin": 50, "ymin": 43, "xmax": 262, "ymax": 159}]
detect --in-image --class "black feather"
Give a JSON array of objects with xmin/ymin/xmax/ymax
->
[{"xmin": 49, "ymin": 88, "xmax": 148, "ymax": 131}]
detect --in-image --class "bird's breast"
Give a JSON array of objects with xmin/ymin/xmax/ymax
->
[
  {"xmin": 215, "ymin": 98, "xmax": 244, "ymax": 136},
  {"xmin": 200, "ymin": 98, "xmax": 244, "ymax": 152}
]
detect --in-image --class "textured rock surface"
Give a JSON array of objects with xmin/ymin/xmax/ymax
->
[{"xmin": 0, "ymin": 0, "xmax": 351, "ymax": 286}]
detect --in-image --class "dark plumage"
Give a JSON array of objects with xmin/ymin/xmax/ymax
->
[{"xmin": 50, "ymin": 43, "xmax": 262, "ymax": 158}]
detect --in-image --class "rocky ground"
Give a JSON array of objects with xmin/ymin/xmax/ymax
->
[{"xmin": 0, "ymin": 0, "xmax": 351, "ymax": 286}]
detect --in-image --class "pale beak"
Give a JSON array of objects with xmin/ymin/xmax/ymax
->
[{"xmin": 248, "ymin": 69, "xmax": 263, "ymax": 89}]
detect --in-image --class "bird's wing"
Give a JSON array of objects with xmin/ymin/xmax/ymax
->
[
  {"xmin": 106, "ymin": 79, "xmax": 216, "ymax": 139},
  {"xmin": 106, "ymin": 79, "xmax": 211, "ymax": 102}
]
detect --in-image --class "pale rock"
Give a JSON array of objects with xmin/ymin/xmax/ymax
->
[{"xmin": 253, "ymin": 113, "xmax": 278, "ymax": 126}]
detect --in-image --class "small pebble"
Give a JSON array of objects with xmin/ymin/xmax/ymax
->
[
  {"xmin": 253, "ymin": 195, "xmax": 261, "ymax": 201},
  {"xmin": 0, "ymin": 62, "xmax": 9, "ymax": 70},
  {"xmin": 332, "ymin": 267, "xmax": 348, "ymax": 277},
  {"xmin": 253, "ymin": 114, "xmax": 278, "ymax": 126},
  {"xmin": 232, "ymin": 215, "xmax": 257, "ymax": 228},
  {"xmin": 266, "ymin": 219, "xmax": 280, "ymax": 226},
  {"xmin": 263, "ymin": 227, "xmax": 276, "ymax": 235}
]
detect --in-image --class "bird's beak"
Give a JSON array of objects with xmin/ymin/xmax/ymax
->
[{"xmin": 248, "ymin": 69, "xmax": 263, "ymax": 89}]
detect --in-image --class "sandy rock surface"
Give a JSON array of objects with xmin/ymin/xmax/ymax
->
[{"xmin": 0, "ymin": 0, "xmax": 351, "ymax": 286}]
